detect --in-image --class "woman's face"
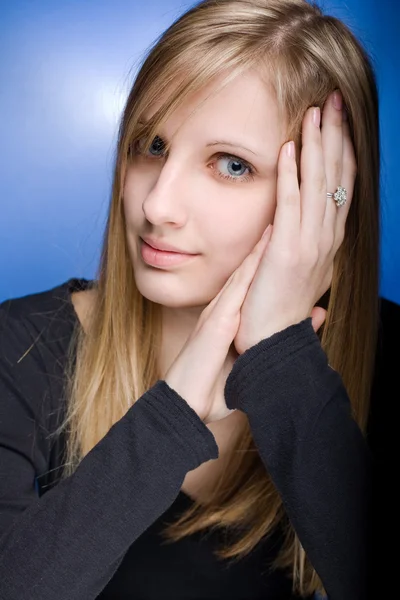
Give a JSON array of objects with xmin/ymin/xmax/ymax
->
[{"xmin": 123, "ymin": 68, "xmax": 286, "ymax": 308}]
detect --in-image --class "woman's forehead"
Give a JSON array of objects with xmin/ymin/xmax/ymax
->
[{"xmin": 142, "ymin": 69, "xmax": 286, "ymax": 147}]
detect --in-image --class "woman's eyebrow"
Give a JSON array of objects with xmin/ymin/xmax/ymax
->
[
  {"xmin": 206, "ymin": 140, "xmax": 257, "ymax": 156},
  {"xmin": 138, "ymin": 118, "xmax": 260, "ymax": 158}
]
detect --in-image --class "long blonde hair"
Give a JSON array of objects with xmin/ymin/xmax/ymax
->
[{"xmin": 53, "ymin": 0, "xmax": 380, "ymax": 595}]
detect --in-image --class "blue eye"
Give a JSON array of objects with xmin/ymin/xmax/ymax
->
[
  {"xmin": 213, "ymin": 154, "xmax": 254, "ymax": 183},
  {"xmin": 148, "ymin": 136, "xmax": 165, "ymax": 156},
  {"xmin": 133, "ymin": 135, "xmax": 165, "ymax": 156},
  {"xmin": 132, "ymin": 136, "xmax": 255, "ymax": 183}
]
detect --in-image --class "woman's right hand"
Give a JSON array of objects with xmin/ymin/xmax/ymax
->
[{"xmin": 164, "ymin": 225, "xmax": 273, "ymax": 424}]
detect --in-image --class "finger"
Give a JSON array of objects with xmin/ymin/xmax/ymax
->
[
  {"xmin": 311, "ymin": 306, "xmax": 327, "ymax": 332},
  {"xmin": 209, "ymin": 225, "xmax": 273, "ymax": 324},
  {"xmin": 213, "ymin": 224, "xmax": 271, "ymax": 302},
  {"xmin": 299, "ymin": 106, "xmax": 326, "ymax": 240},
  {"xmin": 321, "ymin": 90, "xmax": 344, "ymax": 236},
  {"xmin": 198, "ymin": 225, "xmax": 272, "ymax": 326},
  {"xmin": 333, "ymin": 117, "xmax": 356, "ymax": 249},
  {"xmin": 273, "ymin": 140, "xmax": 301, "ymax": 250}
]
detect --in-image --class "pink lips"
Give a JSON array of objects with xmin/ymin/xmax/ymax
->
[
  {"xmin": 140, "ymin": 239, "xmax": 198, "ymax": 267},
  {"xmin": 141, "ymin": 236, "xmax": 190, "ymax": 253}
]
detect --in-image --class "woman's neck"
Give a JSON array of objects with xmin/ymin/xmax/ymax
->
[{"xmin": 158, "ymin": 304, "xmax": 204, "ymax": 378}]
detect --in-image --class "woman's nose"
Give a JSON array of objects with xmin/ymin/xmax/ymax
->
[{"xmin": 141, "ymin": 163, "xmax": 189, "ymax": 227}]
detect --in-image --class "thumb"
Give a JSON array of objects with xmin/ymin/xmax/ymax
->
[{"xmin": 310, "ymin": 306, "xmax": 327, "ymax": 332}]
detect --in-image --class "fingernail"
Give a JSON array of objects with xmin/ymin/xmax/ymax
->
[
  {"xmin": 332, "ymin": 90, "xmax": 343, "ymax": 111},
  {"xmin": 312, "ymin": 107, "xmax": 321, "ymax": 128},
  {"xmin": 286, "ymin": 141, "xmax": 295, "ymax": 158}
]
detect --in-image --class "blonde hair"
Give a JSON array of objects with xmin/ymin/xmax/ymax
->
[{"xmin": 52, "ymin": 0, "xmax": 380, "ymax": 595}]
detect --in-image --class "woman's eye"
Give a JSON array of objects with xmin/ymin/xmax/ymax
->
[
  {"xmin": 134, "ymin": 135, "xmax": 165, "ymax": 156},
  {"xmin": 132, "ymin": 136, "xmax": 255, "ymax": 183},
  {"xmin": 213, "ymin": 154, "xmax": 254, "ymax": 183}
]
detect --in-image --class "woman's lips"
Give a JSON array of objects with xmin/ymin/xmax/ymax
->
[{"xmin": 140, "ymin": 239, "xmax": 199, "ymax": 267}]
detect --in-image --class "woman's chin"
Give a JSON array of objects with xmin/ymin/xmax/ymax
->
[{"xmin": 133, "ymin": 276, "xmax": 208, "ymax": 309}]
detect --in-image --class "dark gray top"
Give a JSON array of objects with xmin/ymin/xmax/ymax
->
[{"xmin": 0, "ymin": 277, "xmax": 375, "ymax": 599}]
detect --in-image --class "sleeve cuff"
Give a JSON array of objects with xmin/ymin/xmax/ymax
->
[
  {"xmin": 146, "ymin": 380, "xmax": 219, "ymax": 464},
  {"xmin": 224, "ymin": 318, "xmax": 329, "ymax": 412}
]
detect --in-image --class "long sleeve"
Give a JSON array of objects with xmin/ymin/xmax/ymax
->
[
  {"xmin": 0, "ymin": 310, "xmax": 218, "ymax": 600},
  {"xmin": 225, "ymin": 318, "xmax": 371, "ymax": 600}
]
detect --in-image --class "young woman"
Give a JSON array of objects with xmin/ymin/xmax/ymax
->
[{"xmin": 0, "ymin": 0, "xmax": 380, "ymax": 598}]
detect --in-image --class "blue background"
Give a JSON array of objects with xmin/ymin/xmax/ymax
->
[{"xmin": 1, "ymin": 0, "xmax": 399, "ymax": 304}]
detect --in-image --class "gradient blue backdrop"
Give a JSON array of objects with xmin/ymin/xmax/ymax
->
[{"xmin": 1, "ymin": 0, "xmax": 399, "ymax": 304}]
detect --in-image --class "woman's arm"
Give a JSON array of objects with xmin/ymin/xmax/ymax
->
[
  {"xmin": 225, "ymin": 318, "xmax": 371, "ymax": 600},
  {"xmin": 0, "ymin": 310, "xmax": 218, "ymax": 600}
]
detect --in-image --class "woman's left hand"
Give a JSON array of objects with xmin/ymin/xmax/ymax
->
[{"xmin": 234, "ymin": 90, "xmax": 357, "ymax": 355}]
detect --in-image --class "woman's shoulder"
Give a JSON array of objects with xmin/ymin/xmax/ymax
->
[
  {"xmin": 0, "ymin": 277, "xmax": 94, "ymax": 345},
  {"xmin": 0, "ymin": 277, "xmax": 93, "ymax": 495},
  {"xmin": 0, "ymin": 276, "xmax": 95, "ymax": 401},
  {"xmin": 0, "ymin": 277, "xmax": 95, "ymax": 469},
  {"xmin": 0, "ymin": 276, "xmax": 94, "ymax": 323}
]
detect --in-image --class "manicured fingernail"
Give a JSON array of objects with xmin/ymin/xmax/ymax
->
[
  {"xmin": 312, "ymin": 107, "xmax": 321, "ymax": 127},
  {"xmin": 286, "ymin": 141, "xmax": 295, "ymax": 158},
  {"xmin": 332, "ymin": 90, "xmax": 343, "ymax": 110}
]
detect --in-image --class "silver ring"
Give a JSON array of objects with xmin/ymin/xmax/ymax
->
[{"xmin": 327, "ymin": 186, "xmax": 347, "ymax": 207}]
